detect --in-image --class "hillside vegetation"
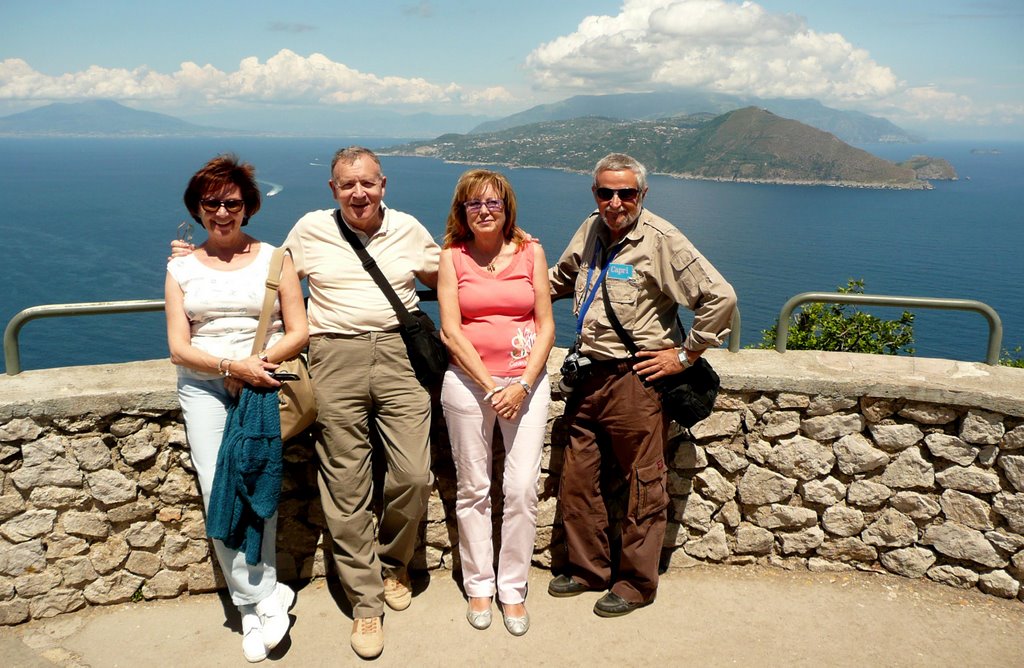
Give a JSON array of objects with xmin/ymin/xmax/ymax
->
[
  {"xmin": 470, "ymin": 90, "xmax": 919, "ymax": 144},
  {"xmin": 384, "ymin": 107, "xmax": 947, "ymax": 189}
]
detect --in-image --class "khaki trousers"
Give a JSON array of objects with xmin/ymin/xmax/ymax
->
[
  {"xmin": 559, "ymin": 364, "xmax": 669, "ymax": 604},
  {"xmin": 309, "ymin": 332, "xmax": 433, "ymax": 618}
]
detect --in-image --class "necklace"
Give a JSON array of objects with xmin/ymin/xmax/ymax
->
[{"xmin": 473, "ymin": 241, "xmax": 505, "ymax": 274}]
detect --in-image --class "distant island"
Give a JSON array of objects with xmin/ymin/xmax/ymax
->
[
  {"xmin": 383, "ymin": 107, "xmax": 956, "ymax": 190},
  {"xmin": 0, "ymin": 99, "xmax": 482, "ymax": 139},
  {"xmin": 0, "ymin": 100, "xmax": 244, "ymax": 137}
]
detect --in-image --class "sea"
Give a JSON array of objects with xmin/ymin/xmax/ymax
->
[{"xmin": 1, "ymin": 136, "xmax": 1022, "ymax": 373}]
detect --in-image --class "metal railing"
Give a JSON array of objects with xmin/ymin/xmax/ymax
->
[
  {"xmin": 4, "ymin": 295, "xmax": 742, "ymax": 375},
  {"xmin": 774, "ymin": 292, "xmax": 1003, "ymax": 365},
  {"xmin": 4, "ymin": 299, "xmax": 166, "ymax": 375},
  {"xmin": 727, "ymin": 307, "xmax": 741, "ymax": 353}
]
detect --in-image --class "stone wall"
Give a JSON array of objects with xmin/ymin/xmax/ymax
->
[{"xmin": 1, "ymin": 350, "xmax": 1022, "ymax": 625}]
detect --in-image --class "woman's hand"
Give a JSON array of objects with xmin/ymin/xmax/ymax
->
[
  {"xmin": 491, "ymin": 382, "xmax": 527, "ymax": 420},
  {"xmin": 225, "ymin": 355, "xmax": 280, "ymax": 389}
]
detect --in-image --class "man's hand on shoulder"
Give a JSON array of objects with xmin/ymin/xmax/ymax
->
[{"xmin": 168, "ymin": 239, "xmax": 195, "ymax": 262}]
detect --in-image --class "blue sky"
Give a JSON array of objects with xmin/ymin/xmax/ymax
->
[{"xmin": 1, "ymin": 0, "xmax": 1021, "ymax": 138}]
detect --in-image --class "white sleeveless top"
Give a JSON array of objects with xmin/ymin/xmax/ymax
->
[{"xmin": 168, "ymin": 242, "xmax": 284, "ymax": 379}]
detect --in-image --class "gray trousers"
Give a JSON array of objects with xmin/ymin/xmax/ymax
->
[{"xmin": 309, "ymin": 332, "xmax": 433, "ymax": 618}]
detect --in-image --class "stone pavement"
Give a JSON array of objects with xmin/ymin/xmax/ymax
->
[{"xmin": 2, "ymin": 565, "xmax": 1022, "ymax": 667}]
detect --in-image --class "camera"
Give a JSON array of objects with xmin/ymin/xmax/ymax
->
[{"xmin": 558, "ymin": 350, "xmax": 593, "ymax": 394}]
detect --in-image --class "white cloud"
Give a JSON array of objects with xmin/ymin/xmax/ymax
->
[
  {"xmin": 0, "ymin": 50, "xmax": 509, "ymax": 111},
  {"xmin": 524, "ymin": 0, "xmax": 1024, "ymax": 128},
  {"xmin": 872, "ymin": 86, "xmax": 1024, "ymax": 128},
  {"xmin": 526, "ymin": 0, "xmax": 899, "ymax": 101}
]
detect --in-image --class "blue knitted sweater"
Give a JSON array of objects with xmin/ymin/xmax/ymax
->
[{"xmin": 206, "ymin": 386, "xmax": 283, "ymax": 566}]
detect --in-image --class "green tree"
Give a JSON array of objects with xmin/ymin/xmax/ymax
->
[{"xmin": 758, "ymin": 279, "xmax": 916, "ymax": 355}]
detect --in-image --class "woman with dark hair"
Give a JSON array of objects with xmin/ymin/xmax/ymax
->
[
  {"xmin": 437, "ymin": 169, "xmax": 554, "ymax": 636},
  {"xmin": 165, "ymin": 155, "xmax": 308, "ymax": 662}
]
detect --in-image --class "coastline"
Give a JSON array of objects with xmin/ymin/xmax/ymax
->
[{"xmin": 381, "ymin": 151, "xmax": 934, "ymax": 190}]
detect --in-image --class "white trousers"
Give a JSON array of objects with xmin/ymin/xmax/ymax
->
[
  {"xmin": 177, "ymin": 374, "xmax": 278, "ymax": 607},
  {"xmin": 440, "ymin": 366, "xmax": 549, "ymax": 604}
]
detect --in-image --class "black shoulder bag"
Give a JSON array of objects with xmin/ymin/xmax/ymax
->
[
  {"xmin": 333, "ymin": 210, "xmax": 448, "ymax": 387},
  {"xmin": 601, "ymin": 277, "xmax": 719, "ymax": 428}
]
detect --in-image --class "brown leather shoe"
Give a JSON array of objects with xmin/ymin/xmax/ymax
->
[
  {"xmin": 547, "ymin": 574, "xmax": 594, "ymax": 597},
  {"xmin": 593, "ymin": 592, "xmax": 651, "ymax": 617}
]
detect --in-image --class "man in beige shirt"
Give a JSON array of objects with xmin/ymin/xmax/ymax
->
[
  {"xmin": 284, "ymin": 147, "xmax": 439, "ymax": 658},
  {"xmin": 547, "ymin": 152, "xmax": 736, "ymax": 617}
]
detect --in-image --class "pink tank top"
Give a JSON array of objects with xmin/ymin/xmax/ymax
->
[{"xmin": 451, "ymin": 241, "xmax": 537, "ymax": 376}]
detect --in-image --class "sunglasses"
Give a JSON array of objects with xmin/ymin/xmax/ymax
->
[
  {"xmin": 176, "ymin": 220, "xmax": 194, "ymax": 245},
  {"xmin": 199, "ymin": 198, "xmax": 245, "ymax": 213},
  {"xmin": 594, "ymin": 187, "xmax": 640, "ymax": 202},
  {"xmin": 463, "ymin": 198, "xmax": 504, "ymax": 213}
]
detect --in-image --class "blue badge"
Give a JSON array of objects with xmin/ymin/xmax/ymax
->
[{"xmin": 607, "ymin": 263, "xmax": 634, "ymax": 280}]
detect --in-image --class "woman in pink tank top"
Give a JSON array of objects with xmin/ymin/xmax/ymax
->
[{"xmin": 438, "ymin": 169, "xmax": 554, "ymax": 637}]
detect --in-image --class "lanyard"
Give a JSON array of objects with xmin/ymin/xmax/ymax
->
[{"xmin": 575, "ymin": 239, "xmax": 624, "ymax": 335}]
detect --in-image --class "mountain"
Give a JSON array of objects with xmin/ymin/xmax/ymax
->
[
  {"xmin": 180, "ymin": 107, "xmax": 492, "ymax": 138},
  {"xmin": 0, "ymin": 100, "xmax": 493, "ymax": 139},
  {"xmin": 383, "ymin": 107, "xmax": 948, "ymax": 189},
  {"xmin": 470, "ymin": 91, "xmax": 920, "ymax": 144},
  {"xmin": 663, "ymin": 107, "xmax": 922, "ymax": 185},
  {"xmin": 0, "ymin": 100, "xmax": 232, "ymax": 137}
]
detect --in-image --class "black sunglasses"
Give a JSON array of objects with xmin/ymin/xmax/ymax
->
[
  {"xmin": 199, "ymin": 198, "xmax": 245, "ymax": 213},
  {"xmin": 594, "ymin": 187, "xmax": 640, "ymax": 202}
]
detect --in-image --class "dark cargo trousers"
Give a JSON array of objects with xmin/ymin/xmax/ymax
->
[{"xmin": 559, "ymin": 363, "xmax": 670, "ymax": 604}]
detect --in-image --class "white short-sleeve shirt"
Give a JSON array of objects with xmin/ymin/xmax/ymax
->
[{"xmin": 167, "ymin": 242, "xmax": 283, "ymax": 378}]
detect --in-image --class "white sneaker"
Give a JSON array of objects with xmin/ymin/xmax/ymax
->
[
  {"xmin": 256, "ymin": 582, "xmax": 295, "ymax": 651},
  {"xmin": 240, "ymin": 606, "xmax": 267, "ymax": 663}
]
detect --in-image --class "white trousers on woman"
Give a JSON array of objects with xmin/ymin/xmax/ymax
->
[
  {"xmin": 440, "ymin": 366, "xmax": 550, "ymax": 604},
  {"xmin": 177, "ymin": 374, "xmax": 279, "ymax": 607}
]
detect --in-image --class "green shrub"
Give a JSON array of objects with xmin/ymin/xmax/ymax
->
[
  {"xmin": 1000, "ymin": 346, "xmax": 1024, "ymax": 368},
  {"xmin": 758, "ymin": 279, "xmax": 915, "ymax": 355}
]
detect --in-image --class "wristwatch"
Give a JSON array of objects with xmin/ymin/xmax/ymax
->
[
  {"xmin": 516, "ymin": 379, "xmax": 532, "ymax": 394},
  {"xmin": 678, "ymin": 349, "xmax": 694, "ymax": 369}
]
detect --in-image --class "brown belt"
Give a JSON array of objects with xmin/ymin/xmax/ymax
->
[{"xmin": 589, "ymin": 357, "xmax": 635, "ymax": 374}]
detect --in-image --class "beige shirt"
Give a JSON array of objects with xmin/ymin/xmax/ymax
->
[
  {"xmin": 549, "ymin": 209, "xmax": 736, "ymax": 360},
  {"xmin": 284, "ymin": 206, "xmax": 441, "ymax": 336}
]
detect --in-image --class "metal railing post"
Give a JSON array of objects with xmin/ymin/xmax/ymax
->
[
  {"xmin": 728, "ymin": 306, "xmax": 741, "ymax": 353},
  {"xmin": 5, "ymin": 300, "xmax": 166, "ymax": 375},
  {"xmin": 774, "ymin": 292, "xmax": 1003, "ymax": 365},
  {"xmin": 3, "ymin": 291, "xmax": 444, "ymax": 375}
]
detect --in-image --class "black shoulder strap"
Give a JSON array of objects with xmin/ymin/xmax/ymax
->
[
  {"xmin": 333, "ymin": 209, "xmax": 417, "ymax": 328},
  {"xmin": 602, "ymin": 276, "xmax": 640, "ymax": 356}
]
